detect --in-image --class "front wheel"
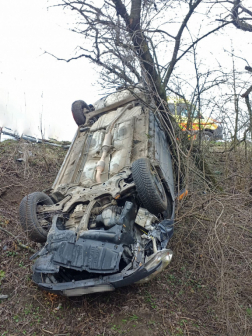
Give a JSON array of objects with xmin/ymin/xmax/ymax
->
[
  {"xmin": 132, "ymin": 158, "xmax": 168, "ymax": 215},
  {"xmin": 71, "ymin": 100, "xmax": 90, "ymax": 126},
  {"xmin": 19, "ymin": 192, "xmax": 54, "ymax": 243},
  {"xmin": 201, "ymin": 130, "xmax": 213, "ymax": 141}
]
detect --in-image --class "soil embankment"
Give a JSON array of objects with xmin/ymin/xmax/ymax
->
[{"xmin": 0, "ymin": 140, "xmax": 251, "ymax": 336}]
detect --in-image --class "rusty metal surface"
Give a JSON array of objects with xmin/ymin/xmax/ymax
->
[
  {"xmin": 27, "ymin": 89, "xmax": 176, "ymax": 295},
  {"xmin": 52, "ymin": 104, "xmax": 147, "ymax": 193}
]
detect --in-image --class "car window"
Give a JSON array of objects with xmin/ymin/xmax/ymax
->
[
  {"xmin": 195, "ymin": 113, "xmax": 204, "ymax": 119},
  {"xmin": 168, "ymin": 103, "xmax": 175, "ymax": 115},
  {"xmin": 180, "ymin": 109, "xmax": 188, "ymax": 117},
  {"xmin": 177, "ymin": 103, "xmax": 188, "ymax": 117}
]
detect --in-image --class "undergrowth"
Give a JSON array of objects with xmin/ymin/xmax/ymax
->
[{"xmin": 0, "ymin": 140, "xmax": 251, "ymax": 336}]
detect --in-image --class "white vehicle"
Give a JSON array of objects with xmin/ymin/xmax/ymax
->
[{"xmin": 19, "ymin": 88, "xmax": 175, "ymax": 296}]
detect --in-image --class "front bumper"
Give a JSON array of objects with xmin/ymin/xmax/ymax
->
[{"xmin": 35, "ymin": 249, "xmax": 173, "ymax": 296}]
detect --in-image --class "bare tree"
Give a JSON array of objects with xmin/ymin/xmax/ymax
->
[
  {"xmin": 241, "ymin": 66, "xmax": 252, "ymax": 138},
  {"xmin": 214, "ymin": 1, "xmax": 252, "ymax": 139},
  {"xmin": 48, "ymin": 0, "xmax": 244, "ymax": 188},
  {"xmin": 49, "ymin": 0, "xmax": 230, "ymax": 104},
  {"xmin": 216, "ymin": 0, "xmax": 252, "ymax": 31},
  {"xmin": 226, "ymin": 1, "xmax": 252, "ymax": 137},
  {"xmin": 231, "ymin": 0, "xmax": 252, "ymax": 32}
]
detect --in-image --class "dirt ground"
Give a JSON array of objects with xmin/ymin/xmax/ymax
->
[{"xmin": 0, "ymin": 140, "xmax": 251, "ymax": 336}]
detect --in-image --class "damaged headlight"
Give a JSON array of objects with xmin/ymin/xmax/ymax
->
[{"xmin": 138, "ymin": 249, "xmax": 173, "ymax": 283}]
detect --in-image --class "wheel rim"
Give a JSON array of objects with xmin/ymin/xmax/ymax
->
[
  {"xmin": 202, "ymin": 133, "xmax": 212, "ymax": 141},
  {"xmin": 37, "ymin": 202, "xmax": 52, "ymax": 233}
]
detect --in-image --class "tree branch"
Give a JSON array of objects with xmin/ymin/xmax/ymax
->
[
  {"xmin": 0, "ymin": 225, "xmax": 36, "ymax": 253},
  {"xmin": 241, "ymin": 85, "xmax": 252, "ymax": 98},
  {"xmin": 112, "ymin": 0, "xmax": 165, "ymax": 100},
  {"xmin": 231, "ymin": 0, "xmax": 252, "ymax": 32},
  {"xmin": 163, "ymin": 0, "xmax": 203, "ymax": 88},
  {"xmin": 163, "ymin": 21, "xmax": 231, "ymax": 89},
  {"xmin": 45, "ymin": 50, "xmax": 135, "ymax": 85},
  {"xmin": 112, "ymin": 0, "xmax": 130, "ymax": 25}
]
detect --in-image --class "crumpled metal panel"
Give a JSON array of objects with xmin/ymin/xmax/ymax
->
[
  {"xmin": 52, "ymin": 130, "xmax": 79, "ymax": 190},
  {"xmin": 80, "ymin": 159, "xmax": 97, "ymax": 182},
  {"xmin": 90, "ymin": 105, "xmax": 142, "ymax": 132},
  {"xmin": 80, "ymin": 108, "xmax": 142, "ymax": 183},
  {"xmin": 73, "ymin": 133, "xmax": 93, "ymax": 184},
  {"xmin": 110, "ymin": 118, "xmax": 134, "ymax": 175},
  {"xmin": 149, "ymin": 112, "xmax": 175, "ymax": 201},
  {"xmin": 57, "ymin": 131, "xmax": 89, "ymax": 186},
  {"xmin": 88, "ymin": 130, "xmax": 105, "ymax": 157},
  {"xmin": 52, "ymin": 240, "xmax": 123, "ymax": 273},
  {"xmin": 53, "ymin": 105, "xmax": 144, "ymax": 190},
  {"xmin": 92, "ymin": 88, "xmax": 145, "ymax": 111},
  {"xmin": 80, "ymin": 156, "xmax": 109, "ymax": 184},
  {"xmin": 104, "ymin": 89, "xmax": 144, "ymax": 107},
  {"xmin": 131, "ymin": 114, "xmax": 148, "ymax": 161}
]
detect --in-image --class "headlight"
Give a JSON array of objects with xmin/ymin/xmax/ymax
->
[{"xmin": 137, "ymin": 249, "xmax": 173, "ymax": 284}]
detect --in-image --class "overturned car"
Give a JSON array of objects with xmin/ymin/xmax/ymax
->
[{"xmin": 19, "ymin": 88, "xmax": 175, "ymax": 296}]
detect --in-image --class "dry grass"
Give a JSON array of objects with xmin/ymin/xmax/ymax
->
[{"xmin": 0, "ymin": 139, "xmax": 251, "ymax": 336}]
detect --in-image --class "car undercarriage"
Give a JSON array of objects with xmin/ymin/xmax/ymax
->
[{"xmin": 19, "ymin": 88, "xmax": 175, "ymax": 296}]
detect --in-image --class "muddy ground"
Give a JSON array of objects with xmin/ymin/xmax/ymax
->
[{"xmin": 0, "ymin": 140, "xmax": 251, "ymax": 336}]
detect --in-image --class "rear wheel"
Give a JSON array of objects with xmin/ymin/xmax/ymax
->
[
  {"xmin": 71, "ymin": 100, "xmax": 90, "ymax": 126},
  {"xmin": 201, "ymin": 130, "xmax": 213, "ymax": 141},
  {"xmin": 132, "ymin": 158, "xmax": 168, "ymax": 215},
  {"xmin": 19, "ymin": 192, "xmax": 54, "ymax": 243}
]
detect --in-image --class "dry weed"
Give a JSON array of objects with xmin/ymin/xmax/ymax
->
[
  {"xmin": 171, "ymin": 143, "xmax": 252, "ymax": 335},
  {"xmin": 0, "ymin": 139, "xmax": 251, "ymax": 336}
]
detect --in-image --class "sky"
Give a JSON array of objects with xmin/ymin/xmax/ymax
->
[
  {"xmin": 0, "ymin": 0, "xmax": 99, "ymax": 141},
  {"xmin": 0, "ymin": 0, "xmax": 251, "ymax": 141}
]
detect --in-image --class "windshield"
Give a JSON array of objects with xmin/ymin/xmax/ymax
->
[
  {"xmin": 177, "ymin": 103, "xmax": 203, "ymax": 118},
  {"xmin": 168, "ymin": 102, "xmax": 204, "ymax": 118}
]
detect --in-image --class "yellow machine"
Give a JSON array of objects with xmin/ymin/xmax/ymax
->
[{"xmin": 167, "ymin": 97, "xmax": 223, "ymax": 140}]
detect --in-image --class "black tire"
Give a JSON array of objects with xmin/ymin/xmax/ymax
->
[
  {"xmin": 132, "ymin": 158, "xmax": 168, "ymax": 215},
  {"xmin": 19, "ymin": 192, "xmax": 54, "ymax": 243},
  {"xmin": 201, "ymin": 130, "xmax": 213, "ymax": 141},
  {"xmin": 71, "ymin": 100, "xmax": 90, "ymax": 126}
]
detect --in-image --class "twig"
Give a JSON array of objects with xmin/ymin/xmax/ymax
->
[
  {"xmin": 193, "ymin": 214, "xmax": 211, "ymax": 221},
  {"xmin": 235, "ymin": 225, "xmax": 252, "ymax": 235},
  {"xmin": 0, "ymin": 225, "xmax": 36, "ymax": 253},
  {"xmin": 42, "ymin": 330, "xmax": 53, "ymax": 335}
]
